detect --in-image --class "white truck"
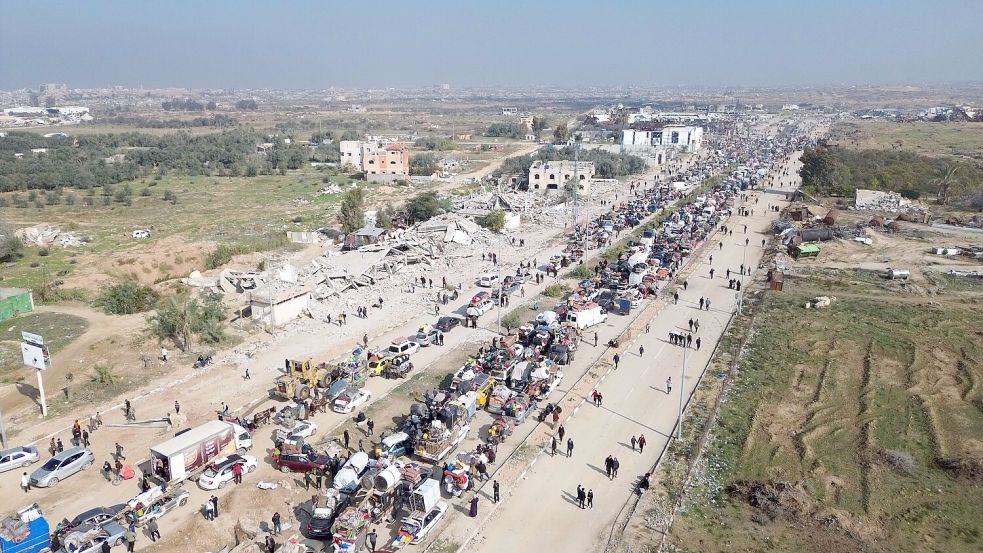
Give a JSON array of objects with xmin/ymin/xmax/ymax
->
[
  {"xmin": 149, "ymin": 420, "xmax": 252, "ymax": 484},
  {"xmin": 567, "ymin": 304, "xmax": 607, "ymax": 330}
]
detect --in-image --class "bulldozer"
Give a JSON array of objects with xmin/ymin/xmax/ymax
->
[{"xmin": 273, "ymin": 358, "xmax": 335, "ymax": 401}]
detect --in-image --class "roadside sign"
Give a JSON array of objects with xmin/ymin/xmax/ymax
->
[
  {"xmin": 21, "ymin": 331, "xmax": 43, "ymax": 345},
  {"xmin": 22, "ymin": 341, "xmax": 51, "ymax": 370}
]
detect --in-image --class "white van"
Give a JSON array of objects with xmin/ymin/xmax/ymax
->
[{"xmin": 478, "ymin": 274, "xmax": 499, "ymax": 287}]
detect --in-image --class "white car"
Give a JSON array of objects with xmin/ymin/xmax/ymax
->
[
  {"xmin": 332, "ymin": 389, "xmax": 372, "ymax": 414},
  {"xmin": 197, "ymin": 454, "xmax": 258, "ymax": 490},
  {"xmin": 389, "ymin": 339, "xmax": 421, "ymax": 356},
  {"xmin": 472, "ymin": 299, "xmax": 495, "ymax": 316},
  {"xmin": 477, "ymin": 273, "xmax": 499, "ymax": 287},
  {"xmin": 396, "ymin": 500, "xmax": 449, "ymax": 545},
  {"xmin": 275, "ymin": 420, "xmax": 318, "ymax": 442}
]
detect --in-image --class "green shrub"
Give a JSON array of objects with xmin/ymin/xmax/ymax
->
[
  {"xmin": 37, "ymin": 248, "xmax": 50, "ymax": 257},
  {"xmin": 96, "ymin": 281, "xmax": 160, "ymax": 314},
  {"xmin": 544, "ymin": 284, "xmax": 570, "ymax": 298},
  {"xmin": 478, "ymin": 209, "xmax": 506, "ymax": 232}
]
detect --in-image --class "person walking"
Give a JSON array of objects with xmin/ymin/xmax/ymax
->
[
  {"xmin": 469, "ymin": 495, "xmax": 479, "ymax": 517},
  {"xmin": 694, "ymin": 319, "xmax": 700, "ymax": 333},
  {"xmin": 56, "ymin": 438, "xmax": 64, "ymax": 452},
  {"xmin": 124, "ymin": 524, "xmax": 137, "ymax": 552},
  {"xmin": 211, "ymin": 495, "xmax": 219, "ymax": 518},
  {"xmin": 666, "ymin": 376, "xmax": 672, "ymax": 394},
  {"xmin": 21, "ymin": 472, "xmax": 30, "ymax": 493},
  {"xmin": 696, "ymin": 337, "xmax": 702, "ymax": 350},
  {"xmin": 551, "ymin": 436, "xmax": 558, "ymax": 457},
  {"xmin": 81, "ymin": 430, "xmax": 90, "ymax": 448},
  {"xmin": 362, "ymin": 333, "xmax": 369, "ymax": 347},
  {"xmin": 160, "ymin": 347, "xmax": 168, "ymax": 364},
  {"xmin": 558, "ymin": 425, "xmax": 565, "ymax": 442},
  {"xmin": 630, "ymin": 435, "xmax": 637, "ymax": 451},
  {"xmin": 174, "ymin": 400, "xmax": 180, "ymax": 415},
  {"xmin": 709, "ymin": 268, "xmax": 714, "ymax": 279},
  {"xmin": 576, "ymin": 485, "xmax": 586, "ymax": 509},
  {"xmin": 587, "ymin": 489, "xmax": 594, "ymax": 509},
  {"xmin": 638, "ymin": 434, "xmax": 647, "ymax": 453},
  {"xmin": 594, "ymin": 332, "xmax": 598, "ymax": 347},
  {"xmin": 613, "ymin": 354, "xmax": 620, "ymax": 369},
  {"xmin": 705, "ymin": 298, "xmax": 712, "ymax": 311},
  {"xmin": 367, "ymin": 529, "xmax": 378, "ymax": 552},
  {"xmin": 204, "ymin": 500, "xmax": 215, "ymax": 521},
  {"xmin": 688, "ymin": 318, "xmax": 694, "ymax": 332},
  {"xmin": 48, "ymin": 438, "xmax": 57, "ymax": 457},
  {"xmin": 343, "ymin": 429, "xmax": 350, "ymax": 450},
  {"xmin": 699, "ymin": 297, "xmax": 705, "ymax": 310},
  {"xmin": 366, "ymin": 418, "xmax": 375, "ymax": 436},
  {"xmin": 272, "ymin": 512, "xmax": 282, "ymax": 535},
  {"xmin": 264, "ymin": 535, "xmax": 276, "ymax": 553},
  {"xmin": 686, "ymin": 334, "xmax": 693, "ymax": 348},
  {"xmin": 605, "ymin": 455, "xmax": 613, "ymax": 479},
  {"xmin": 612, "ymin": 457, "xmax": 620, "ymax": 478},
  {"xmin": 566, "ymin": 438, "xmax": 574, "ymax": 457},
  {"xmin": 673, "ymin": 291, "xmax": 679, "ymax": 305},
  {"xmin": 493, "ymin": 480, "xmax": 500, "ymax": 503},
  {"xmin": 147, "ymin": 518, "xmax": 161, "ymax": 542},
  {"xmin": 639, "ymin": 345, "xmax": 645, "ymax": 357},
  {"xmin": 233, "ymin": 462, "xmax": 243, "ymax": 485}
]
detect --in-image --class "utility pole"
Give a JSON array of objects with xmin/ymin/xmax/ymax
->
[
  {"xmin": 676, "ymin": 342, "xmax": 688, "ymax": 439},
  {"xmin": 0, "ymin": 408, "xmax": 7, "ymax": 447}
]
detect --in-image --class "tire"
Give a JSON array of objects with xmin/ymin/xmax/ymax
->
[
  {"xmin": 219, "ymin": 480, "xmax": 228, "ymax": 489},
  {"xmin": 81, "ymin": 461, "xmax": 93, "ymax": 470},
  {"xmin": 48, "ymin": 477, "xmax": 59, "ymax": 487},
  {"xmin": 297, "ymin": 404, "xmax": 308, "ymax": 420},
  {"xmin": 248, "ymin": 465, "xmax": 256, "ymax": 473},
  {"xmin": 280, "ymin": 465, "xmax": 290, "ymax": 473},
  {"xmin": 179, "ymin": 497, "xmax": 188, "ymax": 507},
  {"xmin": 296, "ymin": 385, "xmax": 311, "ymax": 401},
  {"xmin": 21, "ymin": 461, "xmax": 32, "ymax": 468}
]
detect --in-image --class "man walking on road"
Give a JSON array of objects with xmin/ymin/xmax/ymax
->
[
  {"xmin": 566, "ymin": 438, "xmax": 574, "ymax": 457},
  {"xmin": 587, "ymin": 489, "xmax": 594, "ymax": 509},
  {"xmin": 493, "ymin": 480, "xmax": 500, "ymax": 503},
  {"xmin": 551, "ymin": 436, "xmax": 558, "ymax": 456},
  {"xmin": 366, "ymin": 418, "xmax": 375, "ymax": 436},
  {"xmin": 638, "ymin": 435, "xmax": 647, "ymax": 453},
  {"xmin": 705, "ymin": 298, "xmax": 712, "ymax": 311},
  {"xmin": 613, "ymin": 354, "xmax": 620, "ymax": 369},
  {"xmin": 124, "ymin": 524, "xmax": 136, "ymax": 552},
  {"xmin": 639, "ymin": 345, "xmax": 644, "ymax": 357},
  {"xmin": 696, "ymin": 337, "xmax": 702, "ymax": 350},
  {"xmin": 612, "ymin": 457, "xmax": 620, "ymax": 478},
  {"xmin": 367, "ymin": 529, "xmax": 378, "ymax": 552},
  {"xmin": 576, "ymin": 485, "xmax": 586, "ymax": 509},
  {"xmin": 594, "ymin": 332, "xmax": 598, "ymax": 347},
  {"xmin": 699, "ymin": 297, "xmax": 705, "ymax": 310},
  {"xmin": 21, "ymin": 472, "xmax": 30, "ymax": 493},
  {"xmin": 558, "ymin": 425, "xmax": 565, "ymax": 442},
  {"xmin": 343, "ymin": 429, "xmax": 350, "ymax": 450},
  {"xmin": 673, "ymin": 291, "xmax": 679, "ymax": 305},
  {"xmin": 605, "ymin": 455, "xmax": 613, "ymax": 479},
  {"xmin": 147, "ymin": 518, "xmax": 161, "ymax": 542},
  {"xmin": 666, "ymin": 376, "xmax": 672, "ymax": 394}
]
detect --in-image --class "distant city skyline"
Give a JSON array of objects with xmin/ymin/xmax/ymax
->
[{"xmin": 2, "ymin": 0, "xmax": 982, "ymax": 90}]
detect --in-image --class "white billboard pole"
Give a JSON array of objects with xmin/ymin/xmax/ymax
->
[{"xmin": 21, "ymin": 331, "xmax": 50, "ymax": 417}]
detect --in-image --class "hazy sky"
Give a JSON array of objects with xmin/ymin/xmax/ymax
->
[{"xmin": 2, "ymin": 0, "xmax": 981, "ymax": 89}]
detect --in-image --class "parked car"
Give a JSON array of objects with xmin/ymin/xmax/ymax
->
[
  {"xmin": 55, "ymin": 521, "xmax": 127, "ymax": 553},
  {"xmin": 415, "ymin": 326, "xmax": 443, "ymax": 346},
  {"xmin": 30, "ymin": 447, "xmax": 94, "ymax": 487},
  {"xmin": 477, "ymin": 273, "xmax": 499, "ymax": 287},
  {"xmin": 275, "ymin": 420, "xmax": 318, "ymax": 442},
  {"xmin": 274, "ymin": 453, "xmax": 331, "ymax": 473},
  {"xmin": 197, "ymin": 454, "xmax": 258, "ymax": 490},
  {"xmin": 66, "ymin": 505, "xmax": 126, "ymax": 531},
  {"xmin": 389, "ymin": 338, "xmax": 421, "ymax": 356},
  {"xmin": 397, "ymin": 500, "xmax": 449, "ymax": 545},
  {"xmin": 434, "ymin": 316, "xmax": 461, "ymax": 332},
  {"xmin": 0, "ymin": 445, "xmax": 40, "ymax": 473},
  {"xmin": 367, "ymin": 355, "xmax": 393, "ymax": 376},
  {"xmin": 332, "ymin": 389, "xmax": 372, "ymax": 414},
  {"xmin": 472, "ymin": 299, "xmax": 495, "ymax": 316}
]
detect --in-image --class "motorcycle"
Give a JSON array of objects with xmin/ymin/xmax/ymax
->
[{"xmin": 538, "ymin": 402, "xmax": 555, "ymax": 423}]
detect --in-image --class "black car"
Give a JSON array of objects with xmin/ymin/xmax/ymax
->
[
  {"xmin": 306, "ymin": 495, "xmax": 349, "ymax": 539},
  {"xmin": 434, "ymin": 316, "xmax": 462, "ymax": 332},
  {"xmin": 61, "ymin": 504, "xmax": 126, "ymax": 536}
]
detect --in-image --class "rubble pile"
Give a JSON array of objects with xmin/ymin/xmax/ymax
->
[{"xmin": 15, "ymin": 223, "xmax": 88, "ymax": 247}]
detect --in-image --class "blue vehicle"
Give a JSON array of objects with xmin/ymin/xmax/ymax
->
[{"xmin": 0, "ymin": 504, "xmax": 50, "ymax": 553}]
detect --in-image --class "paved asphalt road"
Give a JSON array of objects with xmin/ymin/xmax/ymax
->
[{"xmin": 468, "ymin": 152, "xmax": 805, "ymax": 553}]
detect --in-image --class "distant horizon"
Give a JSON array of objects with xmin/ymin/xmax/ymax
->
[{"xmin": 2, "ymin": 0, "xmax": 982, "ymax": 90}]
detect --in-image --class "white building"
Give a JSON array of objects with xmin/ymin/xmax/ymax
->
[
  {"xmin": 622, "ymin": 125, "xmax": 703, "ymax": 154},
  {"xmin": 528, "ymin": 160, "xmax": 595, "ymax": 194},
  {"xmin": 339, "ymin": 140, "xmax": 362, "ymax": 170}
]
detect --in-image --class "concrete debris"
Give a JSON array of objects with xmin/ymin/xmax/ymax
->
[
  {"xmin": 15, "ymin": 223, "xmax": 87, "ymax": 247},
  {"xmin": 317, "ymin": 184, "xmax": 342, "ymax": 195},
  {"xmin": 807, "ymin": 296, "xmax": 835, "ymax": 309},
  {"xmin": 854, "ymin": 189, "xmax": 911, "ymax": 211},
  {"xmin": 853, "ymin": 236, "xmax": 872, "ymax": 245}
]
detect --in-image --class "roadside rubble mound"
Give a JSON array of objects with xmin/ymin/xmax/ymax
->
[
  {"xmin": 15, "ymin": 223, "xmax": 88, "ymax": 247},
  {"xmin": 726, "ymin": 480, "xmax": 812, "ymax": 521}
]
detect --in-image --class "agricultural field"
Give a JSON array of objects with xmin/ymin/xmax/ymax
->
[
  {"xmin": 832, "ymin": 121, "xmax": 983, "ymax": 161},
  {"xmin": 665, "ymin": 269, "xmax": 983, "ymax": 553}
]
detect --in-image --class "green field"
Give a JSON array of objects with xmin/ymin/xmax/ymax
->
[
  {"xmin": 667, "ymin": 270, "xmax": 983, "ymax": 553},
  {"xmin": 833, "ymin": 121, "xmax": 983, "ymax": 161},
  {"xmin": 0, "ymin": 311, "xmax": 88, "ymax": 383}
]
